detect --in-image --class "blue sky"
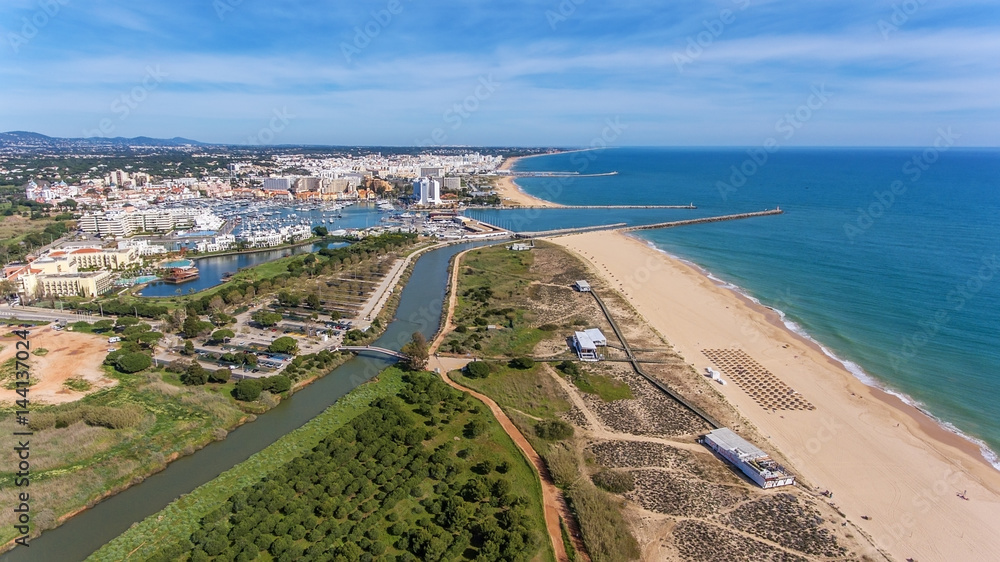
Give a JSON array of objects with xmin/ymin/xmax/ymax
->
[{"xmin": 1, "ymin": 0, "xmax": 998, "ymax": 146}]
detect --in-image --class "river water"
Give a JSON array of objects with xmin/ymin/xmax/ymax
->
[
  {"xmin": 3, "ymin": 241, "xmax": 482, "ymax": 561},
  {"xmin": 137, "ymin": 241, "xmax": 349, "ymax": 297}
]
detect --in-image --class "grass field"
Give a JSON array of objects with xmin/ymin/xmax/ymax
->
[
  {"xmin": 0, "ymin": 366, "xmax": 251, "ymax": 547},
  {"xmin": 447, "ymin": 244, "xmax": 643, "ymax": 562}
]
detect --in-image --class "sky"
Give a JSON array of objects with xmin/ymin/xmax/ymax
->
[{"xmin": 1, "ymin": 0, "xmax": 998, "ymax": 146}]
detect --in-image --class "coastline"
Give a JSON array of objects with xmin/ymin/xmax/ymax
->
[
  {"xmin": 496, "ymin": 154, "xmax": 566, "ymax": 208},
  {"xmin": 548, "ymin": 230, "xmax": 1000, "ymax": 562}
]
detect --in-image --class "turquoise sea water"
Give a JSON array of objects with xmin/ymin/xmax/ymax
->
[{"xmin": 475, "ymin": 147, "xmax": 1000, "ymax": 468}]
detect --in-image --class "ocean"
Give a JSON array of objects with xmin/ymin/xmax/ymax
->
[{"xmin": 469, "ymin": 147, "xmax": 1000, "ymax": 468}]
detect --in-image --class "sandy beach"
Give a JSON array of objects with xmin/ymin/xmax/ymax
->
[
  {"xmin": 495, "ymin": 155, "xmax": 566, "ymax": 208},
  {"xmin": 550, "ymin": 230, "xmax": 1000, "ymax": 562}
]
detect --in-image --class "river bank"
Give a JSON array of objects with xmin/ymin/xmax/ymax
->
[
  {"xmin": 1, "ymin": 240, "xmax": 489, "ymax": 561},
  {"xmin": 550, "ymin": 230, "xmax": 1000, "ymax": 562}
]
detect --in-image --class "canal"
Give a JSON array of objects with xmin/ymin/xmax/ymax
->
[{"xmin": 3, "ymin": 241, "xmax": 485, "ymax": 561}]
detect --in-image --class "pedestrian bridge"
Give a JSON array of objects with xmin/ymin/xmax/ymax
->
[{"xmin": 336, "ymin": 346, "xmax": 408, "ymax": 360}]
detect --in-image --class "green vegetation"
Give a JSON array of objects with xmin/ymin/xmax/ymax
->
[
  {"xmin": 591, "ymin": 471, "xmax": 635, "ymax": 494},
  {"xmin": 62, "ymin": 376, "xmax": 93, "ymax": 392},
  {"xmin": 31, "ymin": 347, "xmax": 49, "ymax": 356},
  {"xmin": 233, "ymin": 379, "xmax": 263, "ymax": 401},
  {"xmin": 443, "ymin": 248, "xmax": 546, "ymax": 357},
  {"xmin": 94, "ymin": 368, "xmax": 551, "ymax": 562},
  {"xmin": 534, "ymin": 419, "xmax": 574, "ymax": 441},
  {"xmin": 267, "ymin": 335, "xmax": 298, "ymax": 355},
  {"xmin": 448, "ymin": 245, "xmax": 642, "ymax": 562},
  {"xmin": 465, "ymin": 360, "xmax": 491, "ymax": 379},
  {"xmin": 556, "ymin": 361, "xmax": 633, "ymax": 402},
  {"xmin": 400, "ymin": 331, "xmax": 429, "ymax": 371}
]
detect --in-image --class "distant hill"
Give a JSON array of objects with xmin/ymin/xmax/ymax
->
[{"xmin": 0, "ymin": 131, "xmax": 208, "ymax": 149}]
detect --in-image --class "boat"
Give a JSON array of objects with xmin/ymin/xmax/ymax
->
[
  {"xmin": 162, "ymin": 267, "xmax": 200, "ymax": 284},
  {"xmin": 221, "ymin": 271, "xmax": 236, "ymax": 281}
]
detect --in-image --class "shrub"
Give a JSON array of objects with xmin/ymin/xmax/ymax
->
[
  {"xmin": 592, "ymin": 470, "xmax": 635, "ymax": 494},
  {"xmin": 557, "ymin": 360, "xmax": 580, "ymax": 376},
  {"xmin": 509, "ymin": 357, "xmax": 534, "ymax": 370},
  {"xmin": 209, "ymin": 368, "xmax": 231, "ymax": 384},
  {"xmin": 84, "ymin": 404, "xmax": 146, "ymax": 429},
  {"xmin": 539, "ymin": 323, "xmax": 558, "ymax": 331},
  {"xmin": 114, "ymin": 351, "xmax": 152, "ymax": 373},
  {"xmin": 262, "ymin": 375, "xmax": 291, "ymax": 393},
  {"xmin": 268, "ymin": 337, "xmax": 298, "ymax": 355},
  {"xmin": 464, "ymin": 361, "xmax": 490, "ymax": 379},
  {"xmin": 534, "ymin": 419, "xmax": 573, "ymax": 440},
  {"xmin": 234, "ymin": 379, "xmax": 263, "ymax": 401}
]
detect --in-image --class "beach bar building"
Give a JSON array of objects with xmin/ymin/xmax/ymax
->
[
  {"xmin": 703, "ymin": 428, "xmax": 795, "ymax": 489},
  {"xmin": 573, "ymin": 331, "xmax": 599, "ymax": 361},
  {"xmin": 573, "ymin": 280, "xmax": 591, "ymax": 292}
]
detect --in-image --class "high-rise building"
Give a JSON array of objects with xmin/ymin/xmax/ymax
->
[{"xmin": 412, "ymin": 177, "xmax": 441, "ymax": 206}]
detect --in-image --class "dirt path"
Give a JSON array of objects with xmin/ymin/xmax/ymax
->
[{"xmin": 438, "ymin": 367, "xmax": 583, "ymax": 562}]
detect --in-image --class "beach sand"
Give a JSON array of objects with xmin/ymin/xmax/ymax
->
[
  {"xmin": 495, "ymin": 155, "xmax": 566, "ymax": 208},
  {"xmin": 550, "ymin": 230, "xmax": 1000, "ymax": 562}
]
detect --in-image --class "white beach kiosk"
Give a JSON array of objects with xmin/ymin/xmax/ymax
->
[
  {"xmin": 572, "ymin": 328, "xmax": 607, "ymax": 361},
  {"xmin": 703, "ymin": 428, "xmax": 795, "ymax": 489}
]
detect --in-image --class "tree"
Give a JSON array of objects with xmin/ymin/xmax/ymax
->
[
  {"xmin": 465, "ymin": 361, "xmax": 490, "ymax": 379},
  {"xmin": 61, "ymin": 198, "xmax": 78, "ymax": 209},
  {"xmin": 464, "ymin": 419, "xmax": 488, "ymax": 438},
  {"xmin": 210, "ymin": 329, "xmax": 235, "ymax": 343},
  {"xmin": 252, "ymin": 310, "xmax": 282, "ymax": 327},
  {"xmin": 113, "ymin": 352, "xmax": 152, "ymax": 373},
  {"xmin": 268, "ymin": 336, "xmax": 298, "ymax": 355},
  {"xmin": 276, "ymin": 291, "xmax": 300, "ymax": 307},
  {"xmin": 182, "ymin": 340, "xmax": 195, "ymax": 356},
  {"xmin": 312, "ymin": 225, "xmax": 328, "ymax": 237},
  {"xmin": 92, "ymin": 319, "xmax": 114, "ymax": 332},
  {"xmin": 234, "ymin": 379, "xmax": 263, "ymax": 401},
  {"xmin": 182, "ymin": 314, "xmax": 208, "ymax": 337},
  {"xmin": 400, "ymin": 332, "xmax": 429, "ymax": 371},
  {"xmin": 261, "ymin": 375, "xmax": 291, "ymax": 393},
  {"xmin": 305, "ymin": 293, "xmax": 321, "ymax": 309},
  {"xmin": 182, "ymin": 362, "xmax": 209, "ymax": 385}
]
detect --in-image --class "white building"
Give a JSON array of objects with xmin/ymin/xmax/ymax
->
[
  {"xmin": 78, "ymin": 208, "xmax": 209, "ymax": 237},
  {"xmin": 117, "ymin": 239, "xmax": 168, "ymax": 256},
  {"xmin": 413, "ymin": 177, "xmax": 442, "ymax": 206},
  {"xmin": 703, "ymin": 428, "xmax": 795, "ymax": 489},
  {"xmin": 262, "ymin": 177, "xmax": 293, "ymax": 191},
  {"xmin": 573, "ymin": 331, "xmax": 600, "ymax": 361}
]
